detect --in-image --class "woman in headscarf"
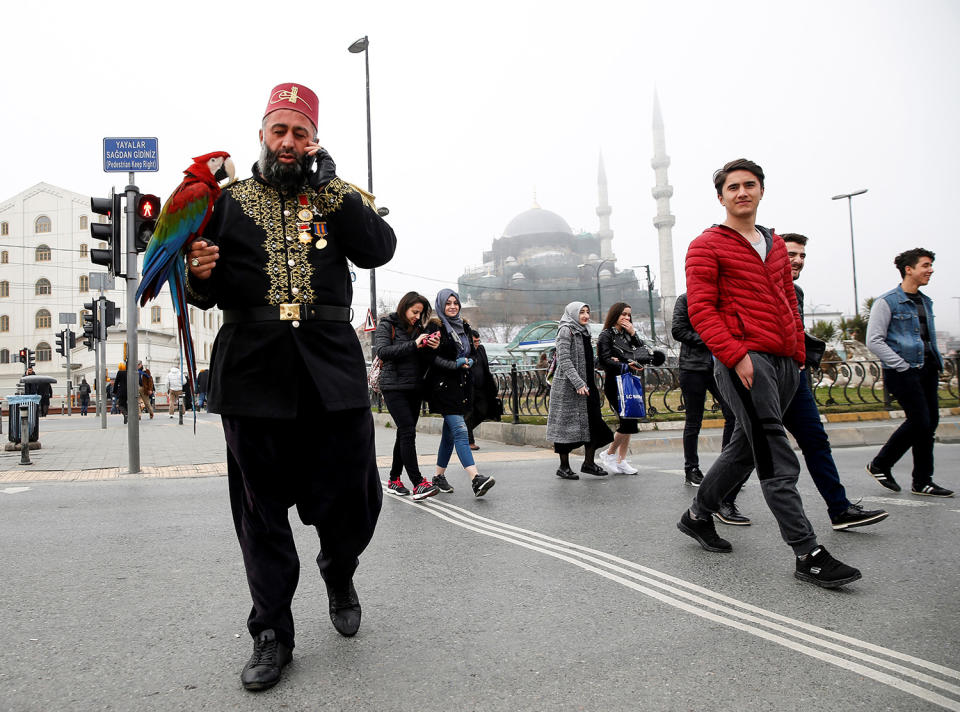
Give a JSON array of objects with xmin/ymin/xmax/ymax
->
[
  {"xmin": 546, "ymin": 301, "xmax": 614, "ymax": 479},
  {"xmin": 423, "ymin": 289, "xmax": 496, "ymax": 497}
]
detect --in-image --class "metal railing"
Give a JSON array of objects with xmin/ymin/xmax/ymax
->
[{"xmin": 369, "ymin": 357, "xmax": 960, "ymax": 421}]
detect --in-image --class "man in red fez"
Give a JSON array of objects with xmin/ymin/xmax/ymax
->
[{"xmin": 186, "ymin": 82, "xmax": 396, "ymax": 692}]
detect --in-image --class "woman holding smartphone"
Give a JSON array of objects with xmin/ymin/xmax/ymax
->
[
  {"xmin": 374, "ymin": 291, "xmax": 440, "ymax": 501},
  {"xmin": 424, "ymin": 289, "xmax": 495, "ymax": 497}
]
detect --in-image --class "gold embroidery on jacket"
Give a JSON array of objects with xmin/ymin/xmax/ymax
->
[
  {"xmin": 230, "ymin": 179, "xmax": 316, "ymax": 306},
  {"xmin": 314, "ymin": 177, "xmax": 354, "ymax": 214}
]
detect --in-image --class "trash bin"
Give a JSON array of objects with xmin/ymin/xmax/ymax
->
[{"xmin": 7, "ymin": 395, "xmax": 41, "ymax": 444}]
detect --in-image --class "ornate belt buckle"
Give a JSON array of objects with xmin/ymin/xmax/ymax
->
[{"xmin": 279, "ymin": 303, "xmax": 301, "ymax": 321}]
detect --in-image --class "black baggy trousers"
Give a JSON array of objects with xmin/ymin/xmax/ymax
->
[{"xmin": 222, "ymin": 404, "xmax": 382, "ymax": 649}]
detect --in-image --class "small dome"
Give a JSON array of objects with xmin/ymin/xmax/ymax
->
[
  {"xmin": 502, "ymin": 207, "xmax": 573, "ymax": 238},
  {"xmin": 588, "ymin": 253, "xmax": 600, "ymax": 261},
  {"xmin": 511, "ymin": 272, "xmax": 527, "ymax": 281},
  {"xmin": 599, "ymin": 269, "xmax": 614, "ymax": 279},
  {"xmin": 505, "ymin": 256, "xmax": 518, "ymax": 265}
]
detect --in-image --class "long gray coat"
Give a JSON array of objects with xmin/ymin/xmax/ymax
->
[{"xmin": 546, "ymin": 325, "xmax": 591, "ymax": 443}]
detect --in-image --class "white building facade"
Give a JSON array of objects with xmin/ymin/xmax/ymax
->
[{"xmin": 0, "ymin": 182, "xmax": 222, "ymax": 400}]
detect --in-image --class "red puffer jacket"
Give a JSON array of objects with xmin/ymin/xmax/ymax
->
[{"xmin": 685, "ymin": 224, "xmax": 805, "ymax": 369}]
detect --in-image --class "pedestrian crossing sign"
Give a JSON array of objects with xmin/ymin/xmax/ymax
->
[{"xmin": 363, "ymin": 308, "xmax": 376, "ymax": 332}]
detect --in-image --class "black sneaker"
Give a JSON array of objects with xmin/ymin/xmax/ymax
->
[
  {"xmin": 241, "ymin": 629, "xmax": 292, "ymax": 691},
  {"xmin": 684, "ymin": 466, "xmax": 704, "ymax": 486},
  {"xmin": 555, "ymin": 466, "xmax": 579, "ymax": 480},
  {"xmin": 866, "ymin": 461, "xmax": 901, "ymax": 492},
  {"xmin": 911, "ymin": 482, "xmax": 955, "ymax": 498},
  {"xmin": 794, "ymin": 546, "xmax": 861, "ymax": 589},
  {"xmin": 714, "ymin": 502, "xmax": 751, "ymax": 526},
  {"xmin": 432, "ymin": 474, "xmax": 454, "ymax": 494},
  {"xmin": 471, "ymin": 473, "xmax": 495, "ymax": 497},
  {"xmin": 411, "ymin": 479, "xmax": 439, "ymax": 501},
  {"xmin": 387, "ymin": 479, "xmax": 410, "ymax": 496},
  {"xmin": 677, "ymin": 510, "xmax": 732, "ymax": 552},
  {"xmin": 580, "ymin": 462, "xmax": 608, "ymax": 477},
  {"xmin": 830, "ymin": 502, "xmax": 889, "ymax": 530}
]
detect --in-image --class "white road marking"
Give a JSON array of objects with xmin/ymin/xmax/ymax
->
[
  {"xmin": 859, "ymin": 496, "xmax": 934, "ymax": 508},
  {"xmin": 1, "ymin": 487, "xmax": 31, "ymax": 494},
  {"xmin": 385, "ymin": 484, "xmax": 960, "ymax": 710}
]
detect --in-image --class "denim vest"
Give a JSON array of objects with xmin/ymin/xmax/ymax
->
[{"xmin": 879, "ymin": 286, "xmax": 942, "ymax": 369}]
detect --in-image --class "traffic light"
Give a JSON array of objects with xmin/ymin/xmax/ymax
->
[
  {"xmin": 103, "ymin": 299, "xmax": 119, "ymax": 328},
  {"xmin": 82, "ymin": 302, "xmax": 98, "ymax": 351},
  {"xmin": 26, "ymin": 349, "xmax": 35, "ymax": 369},
  {"xmin": 69, "ymin": 331, "xmax": 77, "ymax": 350},
  {"xmin": 18, "ymin": 348, "xmax": 27, "ymax": 364},
  {"xmin": 55, "ymin": 331, "xmax": 65, "ymax": 356},
  {"xmin": 134, "ymin": 193, "xmax": 161, "ymax": 253},
  {"xmin": 90, "ymin": 191, "xmax": 122, "ymax": 276}
]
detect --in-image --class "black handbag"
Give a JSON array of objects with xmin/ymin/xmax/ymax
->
[{"xmin": 804, "ymin": 332, "xmax": 826, "ymax": 368}]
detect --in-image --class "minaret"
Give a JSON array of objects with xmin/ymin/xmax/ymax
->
[
  {"xmin": 651, "ymin": 89, "xmax": 677, "ymax": 331},
  {"xmin": 596, "ymin": 153, "xmax": 614, "ymax": 260}
]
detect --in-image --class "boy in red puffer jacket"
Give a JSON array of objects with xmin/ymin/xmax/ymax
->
[{"xmin": 676, "ymin": 158, "xmax": 861, "ymax": 589}]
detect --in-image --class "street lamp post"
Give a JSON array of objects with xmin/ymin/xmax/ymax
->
[
  {"xmin": 831, "ymin": 188, "xmax": 868, "ymax": 316},
  {"xmin": 579, "ymin": 258, "xmax": 614, "ymax": 321},
  {"xmin": 348, "ymin": 35, "xmax": 376, "ymax": 333},
  {"xmin": 633, "ymin": 265, "xmax": 657, "ymax": 343}
]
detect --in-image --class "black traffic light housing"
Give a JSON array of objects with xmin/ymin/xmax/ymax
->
[
  {"xmin": 55, "ymin": 331, "xmax": 65, "ymax": 356},
  {"xmin": 134, "ymin": 193, "xmax": 161, "ymax": 253},
  {"xmin": 103, "ymin": 299, "xmax": 119, "ymax": 328},
  {"xmin": 26, "ymin": 349, "xmax": 35, "ymax": 370},
  {"xmin": 90, "ymin": 192, "xmax": 122, "ymax": 277},
  {"xmin": 82, "ymin": 302, "xmax": 98, "ymax": 351}
]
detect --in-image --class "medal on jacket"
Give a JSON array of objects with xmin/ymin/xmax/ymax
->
[
  {"xmin": 313, "ymin": 221, "xmax": 328, "ymax": 250},
  {"xmin": 296, "ymin": 195, "xmax": 315, "ymax": 244}
]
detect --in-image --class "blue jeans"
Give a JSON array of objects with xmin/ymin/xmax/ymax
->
[
  {"xmin": 784, "ymin": 374, "xmax": 851, "ymax": 519},
  {"xmin": 437, "ymin": 414, "xmax": 475, "ymax": 470}
]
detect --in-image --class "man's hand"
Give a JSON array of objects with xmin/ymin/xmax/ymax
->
[
  {"xmin": 306, "ymin": 146, "xmax": 337, "ymax": 190},
  {"xmin": 734, "ymin": 354, "xmax": 754, "ymax": 390},
  {"xmin": 187, "ymin": 240, "xmax": 218, "ymax": 280}
]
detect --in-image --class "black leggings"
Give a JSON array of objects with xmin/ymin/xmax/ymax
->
[{"xmin": 381, "ymin": 389, "xmax": 425, "ymax": 484}]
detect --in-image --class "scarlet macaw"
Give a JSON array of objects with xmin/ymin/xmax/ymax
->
[{"xmin": 136, "ymin": 151, "xmax": 235, "ymax": 397}]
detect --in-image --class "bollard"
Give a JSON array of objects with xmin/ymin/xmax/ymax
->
[
  {"xmin": 19, "ymin": 403, "xmax": 31, "ymax": 465},
  {"xmin": 510, "ymin": 364, "xmax": 520, "ymax": 425},
  {"xmin": 178, "ymin": 394, "xmax": 184, "ymax": 425}
]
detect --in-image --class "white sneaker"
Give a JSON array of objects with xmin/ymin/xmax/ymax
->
[
  {"xmin": 599, "ymin": 450, "xmax": 616, "ymax": 469},
  {"xmin": 616, "ymin": 458, "xmax": 639, "ymax": 475}
]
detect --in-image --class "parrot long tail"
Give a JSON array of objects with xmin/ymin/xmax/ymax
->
[{"xmin": 168, "ymin": 253, "xmax": 199, "ymax": 417}]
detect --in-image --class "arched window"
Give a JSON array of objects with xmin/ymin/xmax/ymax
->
[
  {"xmin": 36, "ymin": 309, "xmax": 52, "ymax": 329},
  {"xmin": 0, "ymin": 316, "xmax": 8, "ymax": 332},
  {"xmin": 36, "ymin": 342, "xmax": 52, "ymax": 362},
  {"xmin": 0, "ymin": 348, "xmax": 8, "ymax": 364},
  {"xmin": 36, "ymin": 245, "xmax": 52, "ymax": 262},
  {"xmin": 151, "ymin": 305, "xmax": 162, "ymax": 324},
  {"xmin": 80, "ymin": 216, "xmax": 88, "ymax": 230},
  {"xmin": 36, "ymin": 278, "xmax": 52, "ymax": 296},
  {"xmin": 80, "ymin": 243, "xmax": 88, "ymax": 257},
  {"xmin": 0, "ymin": 281, "xmax": 8, "ymax": 297},
  {"xmin": 79, "ymin": 275, "xmax": 89, "ymax": 292},
  {"xmin": 0, "ymin": 221, "xmax": 8, "ymax": 236},
  {"xmin": 35, "ymin": 216, "xmax": 52, "ymax": 233},
  {"xmin": 1, "ymin": 250, "xmax": 7, "ymax": 263}
]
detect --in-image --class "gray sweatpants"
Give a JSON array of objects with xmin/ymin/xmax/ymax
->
[{"xmin": 690, "ymin": 351, "xmax": 818, "ymax": 556}]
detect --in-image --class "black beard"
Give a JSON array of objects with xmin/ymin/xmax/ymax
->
[{"xmin": 258, "ymin": 145, "xmax": 311, "ymax": 193}]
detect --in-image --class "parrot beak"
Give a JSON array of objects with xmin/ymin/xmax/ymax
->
[{"xmin": 216, "ymin": 157, "xmax": 237, "ymax": 187}]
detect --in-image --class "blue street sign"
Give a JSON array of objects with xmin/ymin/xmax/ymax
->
[{"xmin": 103, "ymin": 137, "xmax": 159, "ymax": 172}]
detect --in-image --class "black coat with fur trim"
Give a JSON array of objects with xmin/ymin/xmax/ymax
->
[{"xmin": 423, "ymin": 318, "xmax": 476, "ymax": 416}]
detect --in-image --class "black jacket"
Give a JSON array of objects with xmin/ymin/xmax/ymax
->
[
  {"xmin": 597, "ymin": 327, "xmax": 648, "ymax": 377},
  {"xmin": 672, "ymin": 293, "xmax": 713, "ymax": 372},
  {"xmin": 424, "ymin": 318, "xmax": 476, "ymax": 416},
  {"xmin": 466, "ymin": 344, "xmax": 502, "ymax": 427},
  {"xmin": 186, "ymin": 167, "xmax": 396, "ymax": 417},
  {"xmin": 373, "ymin": 312, "xmax": 427, "ymax": 391}
]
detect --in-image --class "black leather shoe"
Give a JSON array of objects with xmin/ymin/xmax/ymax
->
[
  {"xmin": 326, "ymin": 580, "xmax": 361, "ymax": 637},
  {"xmin": 714, "ymin": 502, "xmax": 752, "ymax": 526},
  {"xmin": 241, "ymin": 629, "xmax": 292, "ymax": 691},
  {"xmin": 555, "ymin": 466, "xmax": 579, "ymax": 480},
  {"xmin": 580, "ymin": 462, "xmax": 608, "ymax": 476}
]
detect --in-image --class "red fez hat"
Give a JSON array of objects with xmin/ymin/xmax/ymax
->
[{"xmin": 264, "ymin": 82, "xmax": 319, "ymax": 129}]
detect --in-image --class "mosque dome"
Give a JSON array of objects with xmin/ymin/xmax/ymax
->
[
  {"xmin": 502, "ymin": 206, "xmax": 574, "ymax": 238},
  {"xmin": 511, "ymin": 272, "xmax": 527, "ymax": 281}
]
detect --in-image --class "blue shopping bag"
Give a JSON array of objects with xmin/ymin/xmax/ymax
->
[{"xmin": 616, "ymin": 367, "xmax": 646, "ymax": 419}]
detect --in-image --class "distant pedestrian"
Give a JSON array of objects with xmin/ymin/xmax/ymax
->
[
  {"xmin": 465, "ymin": 329, "xmax": 502, "ymax": 451},
  {"xmin": 424, "ymin": 289, "xmax": 495, "ymax": 497},
  {"xmin": 139, "ymin": 368, "xmax": 155, "ymax": 419},
  {"xmin": 115, "ymin": 362, "xmax": 129, "ymax": 424},
  {"xmin": 373, "ymin": 291, "xmax": 439, "ymax": 501},
  {"xmin": 866, "ymin": 247, "xmax": 953, "ymax": 497},
  {"xmin": 167, "ymin": 365, "xmax": 183, "ymax": 417},
  {"xmin": 672, "ymin": 292, "xmax": 736, "ymax": 488},
  {"xmin": 78, "ymin": 378, "xmax": 91, "ymax": 416},
  {"xmin": 196, "ymin": 369, "xmax": 209, "ymax": 411},
  {"xmin": 546, "ymin": 301, "xmax": 614, "ymax": 480},
  {"xmin": 596, "ymin": 302, "xmax": 651, "ymax": 475}
]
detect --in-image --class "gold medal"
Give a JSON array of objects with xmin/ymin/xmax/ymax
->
[
  {"xmin": 298, "ymin": 232, "xmax": 313, "ymax": 244},
  {"xmin": 297, "ymin": 208, "xmax": 313, "ymax": 222},
  {"xmin": 315, "ymin": 238, "xmax": 328, "ymax": 250}
]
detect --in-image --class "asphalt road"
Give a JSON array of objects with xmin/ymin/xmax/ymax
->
[{"xmin": 1, "ymin": 428, "xmax": 958, "ymax": 711}]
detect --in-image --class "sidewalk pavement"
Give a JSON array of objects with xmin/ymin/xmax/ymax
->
[{"xmin": 2, "ymin": 409, "xmax": 957, "ymax": 484}]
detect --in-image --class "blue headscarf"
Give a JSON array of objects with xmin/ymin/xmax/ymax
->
[{"xmin": 435, "ymin": 288, "xmax": 471, "ymax": 357}]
